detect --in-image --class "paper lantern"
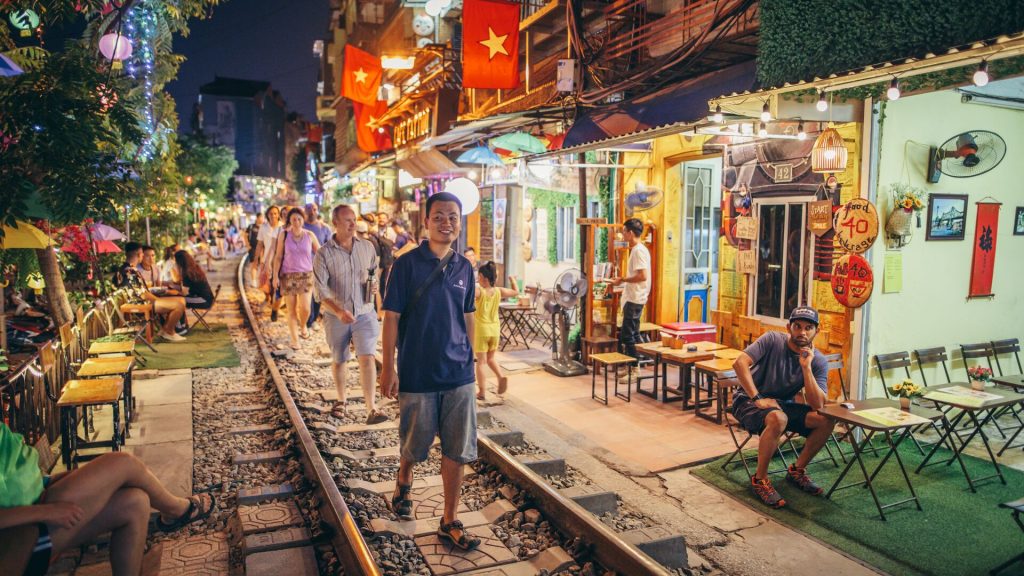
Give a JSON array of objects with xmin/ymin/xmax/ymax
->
[
  {"xmin": 9, "ymin": 10, "xmax": 39, "ymax": 37},
  {"xmin": 26, "ymin": 272, "xmax": 45, "ymax": 295},
  {"xmin": 99, "ymin": 33, "xmax": 133, "ymax": 69},
  {"xmin": 811, "ymin": 126, "xmax": 848, "ymax": 174},
  {"xmin": 443, "ymin": 178, "xmax": 480, "ymax": 215}
]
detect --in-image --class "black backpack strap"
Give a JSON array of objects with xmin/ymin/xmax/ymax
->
[{"xmin": 398, "ymin": 249, "xmax": 454, "ymax": 339}]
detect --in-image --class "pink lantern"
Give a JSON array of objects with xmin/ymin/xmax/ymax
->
[{"xmin": 99, "ymin": 33, "xmax": 132, "ymax": 69}]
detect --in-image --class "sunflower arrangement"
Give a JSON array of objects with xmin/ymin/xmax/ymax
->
[
  {"xmin": 891, "ymin": 182, "xmax": 927, "ymax": 213},
  {"xmin": 889, "ymin": 378, "xmax": 923, "ymax": 399}
]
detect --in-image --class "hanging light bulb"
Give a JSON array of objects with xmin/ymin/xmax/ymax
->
[
  {"xmin": 468, "ymin": 169, "xmax": 478, "ymax": 181},
  {"xmin": 758, "ymin": 121, "xmax": 767, "ymax": 137},
  {"xmin": 760, "ymin": 101, "xmax": 771, "ymax": 122},
  {"xmin": 816, "ymin": 90, "xmax": 828, "ymax": 112},
  {"xmin": 424, "ymin": 0, "xmax": 444, "ymax": 17},
  {"xmin": 797, "ymin": 121, "xmax": 806, "ymax": 141},
  {"xmin": 711, "ymin": 103, "xmax": 723, "ymax": 124},
  {"xmin": 972, "ymin": 61, "xmax": 990, "ymax": 87},
  {"xmin": 886, "ymin": 77, "xmax": 901, "ymax": 101}
]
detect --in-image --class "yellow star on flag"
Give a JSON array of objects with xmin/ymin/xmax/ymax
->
[
  {"xmin": 354, "ymin": 67, "xmax": 369, "ymax": 84},
  {"xmin": 479, "ymin": 27, "xmax": 509, "ymax": 60}
]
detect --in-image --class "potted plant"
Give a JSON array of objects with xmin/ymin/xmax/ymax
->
[
  {"xmin": 0, "ymin": 349, "xmax": 8, "ymax": 374},
  {"xmin": 967, "ymin": 366, "xmax": 993, "ymax": 391},
  {"xmin": 888, "ymin": 378, "xmax": 923, "ymax": 410},
  {"xmin": 885, "ymin": 183, "xmax": 927, "ymax": 245}
]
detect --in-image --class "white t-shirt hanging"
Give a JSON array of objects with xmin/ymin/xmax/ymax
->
[{"xmin": 622, "ymin": 242, "xmax": 651, "ymax": 305}]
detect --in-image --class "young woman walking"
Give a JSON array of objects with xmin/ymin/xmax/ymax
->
[
  {"xmin": 272, "ymin": 207, "xmax": 321, "ymax": 349},
  {"xmin": 474, "ymin": 261, "xmax": 519, "ymax": 400}
]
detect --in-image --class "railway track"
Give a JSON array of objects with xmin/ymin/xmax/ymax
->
[{"xmin": 235, "ymin": 257, "xmax": 686, "ymax": 576}]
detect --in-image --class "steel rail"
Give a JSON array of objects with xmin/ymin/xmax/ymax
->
[{"xmin": 236, "ymin": 256, "xmax": 381, "ymax": 576}]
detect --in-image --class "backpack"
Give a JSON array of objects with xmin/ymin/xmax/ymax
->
[{"xmin": 369, "ymin": 232, "xmax": 394, "ymax": 270}]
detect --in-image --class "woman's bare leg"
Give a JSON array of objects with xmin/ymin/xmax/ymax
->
[
  {"xmin": 296, "ymin": 290, "xmax": 311, "ymax": 335},
  {"xmin": 475, "ymin": 352, "xmax": 487, "ymax": 398},
  {"xmin": 49, "ymin": 488, "xmax": 150, "ymax": 576},
  {"xmin": 286, "ymin": 293, "xmax": 299, "ymax": 346}
]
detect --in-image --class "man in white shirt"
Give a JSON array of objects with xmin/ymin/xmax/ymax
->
[{"xmin": 609, "ymin": 218, "xmax": 650, "ymax": 360}]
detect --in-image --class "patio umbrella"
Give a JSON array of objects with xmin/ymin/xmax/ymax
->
[
  {"xmin": 62, "ymin": 238, "xmax": 122, "ymax": 255},
  {"xmin": 489, "ymin": 132, "xmax": 547, "ymax": 155},
  {"xmin": 456, "ymin": 145, "xmax": 504, "ymax": 166},
  {"xmin": 0, "ymin": 221, "xmax": 51, "ymax": 249},
  {"xmin": 87, "ymin": 222, "xmax": 126, "ymax": 242},
  {"xmin": 0, "ymin": 54, "xmax": 23, "ymax": 77}
]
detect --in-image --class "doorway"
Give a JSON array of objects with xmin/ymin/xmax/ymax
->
[{"xmin": 677, "ymin": 159, "xmax": 722, "ymax": 322}]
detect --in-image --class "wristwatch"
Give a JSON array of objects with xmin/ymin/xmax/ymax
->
[{"xmin": 753, "ymin": 393, "xmax": 764, "ymax": 401}]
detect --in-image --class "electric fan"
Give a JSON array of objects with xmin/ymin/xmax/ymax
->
[
  {"xmin": 927, "ymin": 130, "xmax": 1006, "ymax": 182},
  {"xmin": 542, "ymin": 269, "xmax": 588, "ymax": 377},
  {"xmin": 625, "ymin": 183, "xmax": 664, "ymax": 215}
]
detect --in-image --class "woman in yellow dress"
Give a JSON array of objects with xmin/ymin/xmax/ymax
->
[{"xmin": 475, "ymin": 261, "xmax": 519, "ymax": 400}]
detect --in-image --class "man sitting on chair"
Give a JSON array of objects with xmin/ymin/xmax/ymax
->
[{"xmin": 731, "ymin": 306, "xmax": 835, "ymax": 509}]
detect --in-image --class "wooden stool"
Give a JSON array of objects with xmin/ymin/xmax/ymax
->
[
  {"xmin": 692, "ymin": 358, "xmax": 737, "ymax": 423},
  {"xmin": 57, "ymin": 378, "xmax": 124, "ymax": 468},
  {"xmin": 638, "ymin": 322, "xmax": 662, "ymax": 344},
  {"xmin": 591, "ymin": 352, "xmax": 635, "ymax": 405},
  {"xmin": 582, "ymin": 336, "xmax": 617, "ymax": 369},
  {"xmin": 78, "ymin": 356, "xmax": 135, "ymax": 433},
  {"xmin": 88, "ymin": 338, "xmax": 143, "ymax": 367}
]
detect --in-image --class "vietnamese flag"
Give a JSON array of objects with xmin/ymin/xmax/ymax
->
[
  {"xmin": 353, "ymin": 100, "xmax": 392, "ymax": 153},
  {"xmin": 342, "ymin": 45, "xmax": 382, "ymax": 105},
  {"xmin": 462, "ymin": 0, "xmax": 520, "ymax": 89}
]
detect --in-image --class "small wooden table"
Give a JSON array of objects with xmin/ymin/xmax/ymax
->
[
  {"xmin": 713, "ymin": 347, "xmax": 744, "ymax": 361},
  {"xmin": 819, "ymin": 399, "xmax": 949, "ymax": 520},
  {"xmin": 693, "ymin": 357, "xmax": 738, "ymax": 424},
  {"xmin": 78, "ymin": 356, "xmax": 136, "ymax": 432},
  {"xmin": 916, "ymin": 384, "xmax": 1024, "ymax": 491},
  {"xmin": 660, "ymin": 348, "xmax": 716, "ymax": 409},
  {"xmin": 58, "ymin": 378, "xmax": 124, "ymax": 468},
  {"xmin": 591, "ymin": 352, "xmax": 635, "ymax": 405}
]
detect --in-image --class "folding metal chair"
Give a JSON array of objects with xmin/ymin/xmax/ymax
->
[
  {"xmin": 913, "ymin": 346, "xmax": 952, "ymax": 386},
  {"xmin": 960, "ymin": 342, "xmax": 996, "ymax": 378},
  {"xmin": 188, "ymin": 284, "xmax": 221, "ymax": 332},
  {"xmin": 873, "ymin": 351, "xmax": 945, "ymax": 454},
  {"xmin": 990, "ymin": 497, "xmax": 1024, "ymax": 575},
  {"xmin": 992, "ymin": 338, "xmax": 1023, "ymax": 377}
]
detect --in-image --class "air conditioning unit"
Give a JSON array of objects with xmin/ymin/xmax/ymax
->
[{"xmin": 557, "ymin": 59, "xmax": 578, "ymax": 93}]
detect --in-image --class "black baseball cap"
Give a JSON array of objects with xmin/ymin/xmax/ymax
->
[{"xmin": 789, "ymin": 306, "xmax": 819, "ymax": 326}]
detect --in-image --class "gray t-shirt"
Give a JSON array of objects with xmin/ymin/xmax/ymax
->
[{"xmin": 736, "ymin": 331, "xmax": 827, "ymax": 402}]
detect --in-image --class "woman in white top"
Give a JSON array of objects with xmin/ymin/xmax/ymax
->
[
  {"xmin": 159, "ymin": 245, "xmax": 181, "ymax": 289},
  {"xmin": 255, "ymin": 205, "xmax": 283, "ymax": 320}
]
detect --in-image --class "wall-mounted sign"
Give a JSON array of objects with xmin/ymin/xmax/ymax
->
[
  {"xmin": 831, "ymin": 253, "xmax": 874, "ymax": 308},
  {"xmin": 735, "ymin": 216, "xmax": 758, "ymax": 240},
  {"xmin": 968, "ymin": 201, "xmax": 1001, "ymax": 299},
  {"xmin": 737, "ymin": 249, "xmax": 756, "ymax": 275},
  {"xmin": 833, "ymin": 198, "xmax": 878, "ymax": 254},
  {"xmin": 576, "ymin": 217, "xmax": 607, "ymax": 225},
  {"xmin": 394, "ymin": 108, "xmax": 432, "ymax": 147},
  {"xmin": 808, "ymin": 200, "xmax": 833, "ymax": 237}
]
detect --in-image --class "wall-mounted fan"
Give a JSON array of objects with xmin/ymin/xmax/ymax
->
[
  {"xmin": 625, "ymin": 182, "xmax": 664, "ymax": 215},
  {"xmin": 927, "ymin": 130, "xmax": 1006, "ymax": 182},
  {"xmin": 542, "ymin": 269, "xmax": 588, "ymax": 377}
]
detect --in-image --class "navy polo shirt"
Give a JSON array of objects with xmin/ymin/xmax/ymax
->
[{"xmin": 383, "ymin": 241, "xmax": 476, "ymax": 393}]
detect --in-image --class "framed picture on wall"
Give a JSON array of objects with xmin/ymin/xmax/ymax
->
[
  {"xmin": 925, "ymin": 194, "xmax": 968, "ymax": 241},
  {"xmin": 1014, "ymin": 206, "xmax": 1024, "ymax": 236}
]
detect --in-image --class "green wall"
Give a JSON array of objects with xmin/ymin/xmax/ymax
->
[{"xmin": 865, "ymin": 89, "xmax": 1024, "ymax": 395}]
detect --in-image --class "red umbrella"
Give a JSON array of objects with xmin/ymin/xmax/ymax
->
[{"xmin": 61, "ymin": 238, "xmax": 121, "ymax": 255}]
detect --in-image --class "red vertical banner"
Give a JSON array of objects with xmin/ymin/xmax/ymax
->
[{"xmin": 968, "ymin": 201, "xmax": 1000, "ymax": 298}]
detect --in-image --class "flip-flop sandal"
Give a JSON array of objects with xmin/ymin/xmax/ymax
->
[
  {"xmin": 476, "ymin": 393, "xmax": 486, "ymax": 401},
  {"xmin": 156, "ymin": 493, "xmax": 216, "ymax": 532},
  {"xmin": 300, "ymin": 332, "xmax": 312, "ymax": 340},
  {"xmin": 330, "ymin": 401, "xmax": 347, "ymax": 418},
  {"xmin": 388, "ymin": 484, "xmax": 414, "ymax": 520},
  {"xmin": 437, "ymin": 519, "xmax": 480, "ymax": 551}
]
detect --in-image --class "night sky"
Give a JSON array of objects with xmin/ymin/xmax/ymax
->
[{"xmin": 168, "ymin": 0, "xmax": 330, "ymax": 129}]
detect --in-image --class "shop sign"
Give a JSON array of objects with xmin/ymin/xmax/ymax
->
[
  {"xmin": 808, "ymin": 200, "xmax": 833, "ymax": 237},
  {"xmin": 735, "ymin": 216, "xmax": 758, "ymax": 240},
  {"xmin": 577, "ymin": 217, "xmax": 607, "ymax": 225},
  {"xmin": 833, "ymin": 198, "xmax": 878, "ymax": 254},
  {"xmin": 394, "ymin": 108, "xmax": 432, "ymax": 147},
  {"xmin": 968, "ymin": 201, "xmax": 1000, "ymax": 299},
  {"xmin": 830, "ymin": 253, "xmax": 873, "ymax": 308},
  {"xmin": 737, "ymin": 249, "xmax": 756, "ymax": 275}
]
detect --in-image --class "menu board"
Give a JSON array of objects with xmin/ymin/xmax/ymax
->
[{"xmin": 479, "ymin": 198, "xmax": 494, "ymax": 263}]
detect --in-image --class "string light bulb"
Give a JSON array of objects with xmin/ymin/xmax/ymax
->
[
  {"xmin": 886, "ymin": 77, "xmax": 901, "ymax": 101},
  {"xmin": 797, "ymin": 121, "xmax": 806, "ymax": 140},
  {"xmin": 972, "ymin": 61, "xmax": 990, "ymax": 87},
  {"xmin": 758, "ymin": 121, "xmax": 767, "ymax": 137},
  {"xmin": 760, "ymin": 101, "xmax": 771, "ymax": 122},
  {"xmin": 712, "ymin": 103, "xmax": 723, "ymax": 124},
  {"xmin": 816, "ymin": 90, "xmax": 828, "ymax": 112}
]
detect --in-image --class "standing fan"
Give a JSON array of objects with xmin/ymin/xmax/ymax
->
[
  {"xmin": 542, "ymin": 269, "xmax": 588, "ymax": 377},
  {"xmin": 927, "ymin": 130, "xmax": 1006, "ymax": 182},
  {"xmin": 625, "ymin": 183, "xmax": 664, "ymax": 215}
]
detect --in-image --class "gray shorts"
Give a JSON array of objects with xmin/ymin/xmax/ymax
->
[
  {"xmin": 324, "ymin": 312, "xmax": 379, "ymax": 363},
  {"xmin": 398, "ymin": 383, "xmax": 478, "ymax": 464}
]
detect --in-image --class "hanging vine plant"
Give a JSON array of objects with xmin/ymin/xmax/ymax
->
[{"xmin": 526, "ymin": 188, "xmax": 594, "ymax": 264}]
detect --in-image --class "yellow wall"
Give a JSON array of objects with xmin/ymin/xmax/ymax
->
[{"xmin": 865, "ymin": 89, "xmax": 1024, "ymax": 395}]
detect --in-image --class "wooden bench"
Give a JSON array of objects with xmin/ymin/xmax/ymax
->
[
  {"xmin": 591, "ymin": 352, "xmax": 636, "ymax": 405},
  {"xmin": 58, "ymin": 378, "xmax": 125, "ymax": 468}
]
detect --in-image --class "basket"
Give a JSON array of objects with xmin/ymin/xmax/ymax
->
[
  {"xmin": 669, "ymin": 337, "xmax": 686, "ymax": 350},
  {"xmin": 661, "ymin": 335, "xmax": 674, "ymax": 347},
  {"xmin": 886, "ymin": 208, "xmax": 913, "ymax": 236}
]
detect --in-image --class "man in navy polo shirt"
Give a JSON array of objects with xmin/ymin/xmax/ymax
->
[
  {"xmin": 380, "ymin": 191, "xmax": 481, "ymax": 551},
  {"xmin": 731, "ymin": 306, "xmax": 835, "ymax": 509}
]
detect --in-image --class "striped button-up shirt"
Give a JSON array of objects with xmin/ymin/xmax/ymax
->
[{"xmin": 313, "ymin": 235, "xmax": 378, "ymax": 317}]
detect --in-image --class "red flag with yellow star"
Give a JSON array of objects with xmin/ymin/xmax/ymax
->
[
  {"xmin": 342, "ymin": 45, "xmax": 382, "ymax": 105},
  {"xmin": 462, "ymin": 0, "xmax": 520, "ymax": 89},
  {"xmin": 353, "ymin": 100, "xmax": 392, "ymax": 153}
]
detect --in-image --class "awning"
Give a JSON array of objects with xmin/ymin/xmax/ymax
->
[
  {"xmin": 395, "ymin": 147, "xmax": 459, "ymax": 179},
  {"xmin": 420, "ymin": 106, "xmax": 563, "ymax": 149},
  {"xmin": 552, "ymin": 60, "xmax": 758, "ymax": 157}
]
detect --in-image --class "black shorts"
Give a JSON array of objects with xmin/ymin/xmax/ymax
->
[{"xmin": 732, "ymin": 397, "xmax": 815, "ymax": 437}]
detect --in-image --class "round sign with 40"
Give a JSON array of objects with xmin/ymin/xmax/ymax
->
[{"xmin": 833, "ymin": 198, "xmax": 879, "ymax": 254}]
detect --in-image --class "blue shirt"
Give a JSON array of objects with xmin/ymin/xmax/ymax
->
[
  {"xmin": 383, "ymin": 241, "xmax": 476, "ymax": 393},
  {"xmin": 304, "ymin": 221, "xmax": 332, "ymax": 246},
  {"xmin": 736, "ymin": 331, "xmax": 828, "ymax": 402}
]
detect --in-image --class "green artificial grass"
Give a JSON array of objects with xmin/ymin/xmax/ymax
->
[
  {"xmin": 136, "ymin": 323, "xmax": 240, "ymax": 370},
  {"xmin": 694, "ymin": 442, "xmax": 1024, "ymax": 576}
]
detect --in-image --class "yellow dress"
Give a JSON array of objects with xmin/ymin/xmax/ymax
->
[{"xmin": 474, "ymin": 287, "xmax": 501, "ymax": 351}]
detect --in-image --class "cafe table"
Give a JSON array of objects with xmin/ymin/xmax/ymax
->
[
  {"xmin": 498, "ymin": 303, "xmax": 534, "ymax": 351},
  {"xmin": 915, "ymin": 384, "xmax": 1024, "ymax": 491},
  {"xmin": 634, "ymin": 342, "xmax": 669, "ymax": 401},
  {"xmin": 713, "ymin": 347, "xmax": 744, "ymax": 361},
  {"xmin": 660, "ymin": 348, "xmax": 717, "ymax": 409},
  {"xmin": 819, "ymin": 398, "xmax": 950, "ymax": 520},
  {"xmin": 692, "ymin": 357, "xmax": 738, "ymax": 424},
  {"xmin": 991, "ymin": 374, "xmax": 1024, "ymax": 456}
]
